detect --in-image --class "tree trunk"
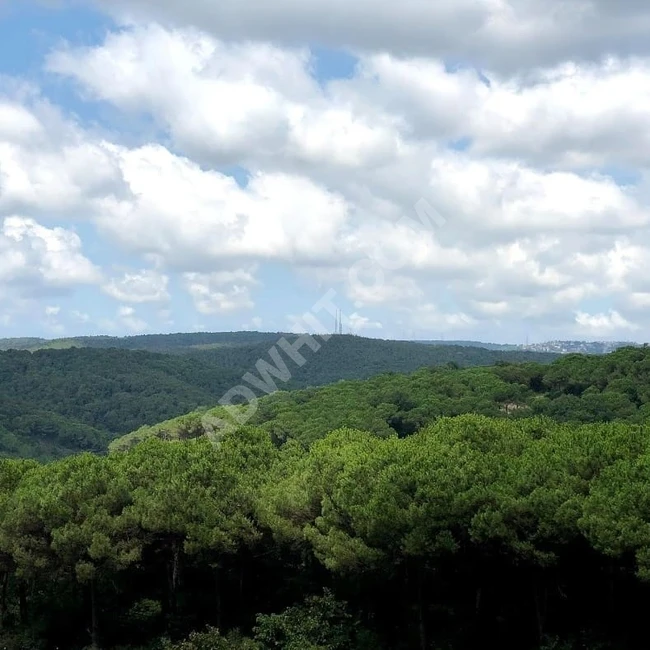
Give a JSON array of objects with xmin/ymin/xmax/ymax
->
[
  {"xmin": 0, "ymin": 571, "xmax": 8, "ymax": 629},
  {"xmin": 18, "ymin": 580, "xmax": 27, "ymax": 625},
  {"xmin": 215, "ymin": 564, "xmax": 222, "ymax": 630},
  {"xmin": 167, "ymin": 540, "xmax": 182, "ymax": 616},
  {"xmin": 417, "ymin": 569, "xmax": 427, "ymax": 650},
  {"xmin": 90, "ymin": 577, "xmax": 100, "ymax": 649},
  {"xmin": 533, "ymin": 574, "xmax": 547, "ymax": 643},
  {"xmin": 172, "ymin": 541, "xmax": 180, "ymax": 599}
]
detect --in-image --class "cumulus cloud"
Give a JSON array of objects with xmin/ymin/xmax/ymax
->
[
  {"xmin": 43, "ymin": 304, "xmax": 64, "ymax": 333},
  {"xmin": 90, "ymin": 144, "xmax": 351, "ymax": 269},
  {"xmin": 0, "ymin": 216, "xmax": 101, "ymax": 292},
  {"xmin": 83, "ymin": 0, "xmax": 650, "ymax": 73},
  {"xmin": 117, "ymin": 305, "xmax": 149, "ymax": 332},
  {"xmin": 102, "ymin": 269, "xmax": 170, "ymax": 303},
  {"xmin": 242, "ymin": 315, "xmax": 263, "ymax": 331},
  {"xmin": 4, "ymin": 7, "xmax": 650, "ymax": 340},
  {"xmin": 183, "ymin": 269, "xmax": 257, "ymax": 314},
  {"xmin": 0, "ymin": 93, "xmax": 127, "ymax": 219},
  {"xmin": 347, "ymin": 312, "xmax": 383, "ymax": 332},
  {"xmin": 574, "ymin": 310, "xmax": 640, "ymax": 337}
]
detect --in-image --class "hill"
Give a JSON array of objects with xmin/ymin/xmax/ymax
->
[
  {"xmin": 0, "ymin": 348, "xmax": 242, "ymax": 460},
  {"xmin": 111, "ymin": 345, "xmax": 650, "ymax": 452},
  {"xmin": 0, "ymin": 335, "xmax": 558, "ymax": 460},
  {"xmin": 0, "ymin": 331, "xmax": 284, "ymax": 353},
  {"xmin": 6, "ymin": 344, "xmax": 650, "ymax": 649},
  {"xmin": 416, "ymin": 339, "xmax": 520, "ymax": 350},
  {"xmin": 0, "ymin": 331, "xmax": 638, "ymax": 355},
  {"xmin": 182, "ymin": 334, "xmax": 559, "ymax": 388}
]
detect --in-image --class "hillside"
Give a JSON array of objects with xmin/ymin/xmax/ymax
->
[
  {"xmin": 0, "ymin": 336, "xmax": 558, "ymax": 460},
  {"xmin": 183, "ymin": 335, "xmax": 559, "ymax": 387},
  {"xmin": 0, "ymin": 331, "xmax": 284, "ymax": 353},
  {"xmin": 0, "ymin": 331, "xmax": 637, "ymax": 355},
  {"xmin": 418, "ymin": 339, "xmax": 640, "ymax": 353},
  {"xmin": 112, "ymin": 345, "xmax": 650, "ymax": 451},
  {"xmin": 0, "ymin": 348, "xmax": 242, "ymax": 460}
]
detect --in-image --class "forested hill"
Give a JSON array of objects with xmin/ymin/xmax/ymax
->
[
  {"xmin": 0, "ymin": 331, "xmax": 292, "ymax": 353},
  {"xmin": 0, "ymin": 348, "xmax": 242, "ymax": 460},
  {"xmin": 0, "ymin": 337, "xmax": 558, "ymax": 460},
  {"xmin": 182, "ymin": 335, "xmax": 559, "ymax": 387},
  {"xmin": 112, "ymin": 345, "xmax": 650, "ymax": 451}
]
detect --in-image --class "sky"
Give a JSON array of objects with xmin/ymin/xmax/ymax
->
[{"xmin": 1, "ymin": 1, "xmax": 650, "ymax": 343}]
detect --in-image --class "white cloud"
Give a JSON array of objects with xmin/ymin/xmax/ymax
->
[
  {"xmin": 103, "ymin": 269, "xmax": 170, "ymax": 303},
  {"xmin": 84, "ymin": 0, "xmax": 650, "ymax": 73},
  {"xmin": 0, "ymin": 94, "xmax": 127, "ymax": 219},
  {"xmin": 242, "ymin": 315, "xmax": 263, "ymax": 330},
  {"xmin": 71, "ymin": 310, "xmax": 90, "ymax": 323},
  {"xmin": 183, "ymin": 269, "xmax": 256, "ymax": 314},
  {"xmin": 574, "ymin": 310, "xmax": 640, "ymax": 337},
  {"xmin": 91, "ymin": 144, "xmax": 351, "ymax": 269},
  {"xmin": 4, "ymin": 14, "xmax": 650, "ymax": 340},
  {"xmin": 0, "ymin": 216, "xmax": 101, "ymax": 292},
  {"xmin": 408, "ymin": 303, "xmax": 477, "ymax": 332},
  {"xmin": 117, "ymin": 305, "xmax": 149, "ymax": 332},
  {"xmin": 43, "ymin": 304, "xmax": 64, "ymax": 334},
  {"xmin": 44, "ymin": 305, "xmax": 60, "ymax": 316},
  {"xmin": 347, "ymin": 312, "xmax": 383, "ymax": 332}
]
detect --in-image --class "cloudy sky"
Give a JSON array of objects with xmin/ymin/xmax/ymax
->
[{"xmin": 1, "ymin": 0, "xmax": 650, "ymax": 343}]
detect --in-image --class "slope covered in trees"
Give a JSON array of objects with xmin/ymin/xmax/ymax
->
[
  {"xmin": 0, "ymin": 338, "xmax": 558, "ymax": 460},
  {"xmin": 184, "ymin": 335, "xmax": 559, "ymax": 387},
  {"xmin": 0, "ymin": 331, "xmax": 284, "ymax": 353},
  {"xmin": 0, "ymin": 348, "xmax": 242, "ymax": 460},
  {"xmin": 113, "ymin": 345, "xmax": 650, "ymax": 451},
  {"xmin": 2, "ymin": 417, "xmax": 650, "ymax": 649}
]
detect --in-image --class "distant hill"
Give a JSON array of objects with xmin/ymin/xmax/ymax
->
[
  {"xmin": 417, "ymin": 339, "xmax": 641, "ymax": 354},
  {"xmin": 0, "ymin": 331, "xmax": 284, "ymax": 353},
  {"xmin": 0, "ymin": 334, "xmax": 559, "ymax": 460},
  {"xmin": 184, "ymin": 334, "xmax": 559, "ymax": 389},
  {"xmin": 1, "ymin": 332, "xmax": 640, "ymax": 355},
  {"xmin": 0, "ymin": 337, "xmax": 48, "ymax": 351},
  {"xmin": 415, "ymin": 339, "xmax": 520, "ymax": 350}
]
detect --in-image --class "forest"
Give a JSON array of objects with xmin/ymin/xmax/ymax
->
[
  {"xmin": 0, "ymin": 337, "xmax": 557, "ymax": 460},
  {"xmin": 1, "ymin": 345, "xmax": 650, "ymax": 648},
  {"xmin": 113, "ymin": 345, "xmax": 650, "ymax": 450},
  {"xmin": 1, "ymin": 416, "xmax": 650, "ymax": 649}
]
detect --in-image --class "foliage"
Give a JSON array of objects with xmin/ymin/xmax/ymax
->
[
  {"xmin": 253, "ymin": 591, "xmax": 377, "ymax": 650},
  {"xmin": 0, "ymin": 413, "xmax": 650, "ymax": 647},
  {"xmin": 6, "ymin": 344, "xmax": 650, "ymax": 647},
  {"xmin": 0, "ymin": 337, "xmax": 558, "ymax": 460},
  {"xmin": 116, "ymin": 346, "xmax": 650, "ymax": 451}
]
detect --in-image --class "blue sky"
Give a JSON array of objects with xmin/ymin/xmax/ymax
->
[
  {"xmin": 0, "ymin": 0, "xmax": 649, "ymax": 343},
  {"xmin": 0, "ymin": 1, "xmax": 366, "ymax": 339}
]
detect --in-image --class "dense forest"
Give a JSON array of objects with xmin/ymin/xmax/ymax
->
[
  {"xmin": 2, "ymin": 416, "xmax": 650, "ymax": 649},
  {"xmin": 4, "ymin": 341, "xmax": 650, "ymax": 648},
  {"xmin": 0, "ymin": 337, "xmax": 557, "ymax": 460},
  {"xmin": 114, "ymin": 346, "xmax": 650, "ymax": 450},
  {"xmin": 0, "ymin": 348, "xmax": 241, "ymax": 460}
]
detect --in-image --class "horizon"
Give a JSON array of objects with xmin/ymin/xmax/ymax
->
[{"xmin": 0, "ymin": 329, "xmax": 641, "ymax": 348}]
